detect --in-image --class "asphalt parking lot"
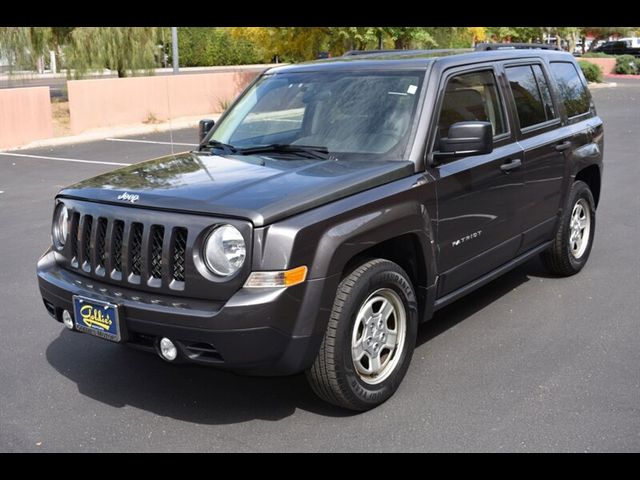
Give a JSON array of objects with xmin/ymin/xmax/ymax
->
[{"xmin": 1, "ymin": 79, "xmax": 639, "ymax": 452}]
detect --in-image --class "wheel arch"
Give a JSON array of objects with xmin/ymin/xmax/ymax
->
[{"xmin": 575, "ymin": 164, "xmax": 601, "ymax": 208}]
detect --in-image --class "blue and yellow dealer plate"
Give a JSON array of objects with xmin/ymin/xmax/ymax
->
[{"xmin": 72, "ymin": 296, "xmax": 121, "ymax": 342}]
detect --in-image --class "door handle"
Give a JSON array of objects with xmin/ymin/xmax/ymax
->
[
  {"xmin": 500, "ymin": 158, "xmax": 522, "ymax": 173},
  {"xmin": 555, "ymin": 140, "xmax": 572, "ymax": 152}
]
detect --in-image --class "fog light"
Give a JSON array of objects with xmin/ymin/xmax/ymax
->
[
  {"xmin": 62, "ymin": 310, "xmax": 74, "ymax": 330},
  {"xmin": 159, "ymin": 337, "xmax": 178, "ymax": 362}
]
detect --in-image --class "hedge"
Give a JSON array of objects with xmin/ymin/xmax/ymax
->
[
  {"xmin": 615, "ymin": 55, "xmax": 639, "ymax": 74},
  {"xmin": 581, "ymin": 52, "xmax": 615, "ymax": 58},
  {"xmin": 578, "ymin": 60, "xmax": 603, "ymax": 83}
]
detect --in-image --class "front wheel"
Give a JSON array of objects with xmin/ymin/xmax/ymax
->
[
  {"xmin": 541, "ymin": 180, "xmax": 596, "ymax": 276},
  {"xmin": 306, "ymin": 259, "xmax": 418, "ymax": 411}
]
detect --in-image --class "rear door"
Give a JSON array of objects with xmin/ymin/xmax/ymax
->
[
  {"xmin": 547, "ymin": 60, "xmax": 601, "ymax": 200},
  {"xmin": 429, "ymin": 66, "xmax": 525, "ymax": 297},
  {"xmin": 503, "ymin": 61, "xmax": 567, "ymax": 251}
]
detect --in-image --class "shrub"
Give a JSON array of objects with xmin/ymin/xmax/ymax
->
[
  {"xmin": 615, "ymin": 55, "xmax": 638, "ymax": 74},
  {"xmin": 578, "ymin": 61, "xmax": 603, "ymax": 83},
  {"xmin": 581, "ymin": 51, "xmax": 615, "ymax": 58}
]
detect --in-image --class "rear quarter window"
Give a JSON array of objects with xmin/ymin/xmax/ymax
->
[{"xmin": 549, "ymin": 62, "xmax": 591, "ymax": 118}]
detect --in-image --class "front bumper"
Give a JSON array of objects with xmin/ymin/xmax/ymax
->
[{"xmin": 37, "ymin": 249, "xmax": 335, "ymax": 375}]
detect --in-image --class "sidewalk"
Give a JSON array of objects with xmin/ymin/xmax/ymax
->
[
  {"xmin": 605, "ymin": 73, "xmax": 640, "ymax": 79},
  {"xmin": 2, "ymin": 113, "xmax": 222, "ymax": 151}
]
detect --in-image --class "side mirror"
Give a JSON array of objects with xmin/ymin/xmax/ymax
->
[
  {"xmin": 198, "ymin": 119, "xmax": 215, "ymax": 143},
  {"xmin": 438, "ymin": 121, "xmax": 493, "ymax": 157}
]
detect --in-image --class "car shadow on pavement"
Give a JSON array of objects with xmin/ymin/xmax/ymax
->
[
  {"xmin": 45, "ymin": 256, "xmax": 551, "ymax": 425},
  {"xmin": 45, "ymin": 333, "xmax": 352, "ymax": 424},
  {"xmin": 415, "ymin": 255, "xmax": 551, "ymax": 348}
]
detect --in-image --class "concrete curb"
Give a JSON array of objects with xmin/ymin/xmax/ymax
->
[
  {"xmin": 605, "ymin": 73, "xmax": 640, "ymax": 79},
  {"xmin": 589, "ymin": 82, "xmax": 618, "ymax": 89},
  {"xmin": 1, "ymin": 114, "xmax": 222, "ymax": 152}
]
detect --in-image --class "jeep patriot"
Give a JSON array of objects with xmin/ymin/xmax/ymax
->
[{"xmin": 37, "ymin": 47, "xmax": 603, "ymax": 410}]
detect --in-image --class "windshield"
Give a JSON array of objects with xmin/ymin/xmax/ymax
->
[{"xmin": 207, "ymin": 70, "xmax": 424, "ymax": 160}]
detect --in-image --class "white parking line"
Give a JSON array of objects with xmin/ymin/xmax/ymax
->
[
  {"xmin": 0, "ymin": 152, "xmax": 131, "ymax": 166},
  {"xmin": 106, "ymin": 138, "xmax": 197, "ymax": 147}
]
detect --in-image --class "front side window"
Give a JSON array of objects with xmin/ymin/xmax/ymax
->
[
  {"xmin": 549, "ymin": 62, "xmax": 591, "ymax": 118},
  {"xmin": 436, "ymin": 70, "xmax": 507, "ymax": 140},
  {"xmin": 209, "ymin": 70, "xmax": 425, "ymax": 160}
]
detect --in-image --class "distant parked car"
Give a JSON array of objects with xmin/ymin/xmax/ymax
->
[
  {"xmin": 592, "ymin": 40, "xmax": 640, "ymax": 57},
  {"xmin": 618, "ymin": 37, "xmax": 640, "ymax": 48}
]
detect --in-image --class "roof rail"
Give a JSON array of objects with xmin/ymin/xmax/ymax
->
[
  {"xmin": 474, "ymin": 42, "xmax": 562, "ymax": 51},
  {"xmin": 342, "ymin": 48, "xmax": 472, "ymax": 57},
  {"xmin": 343, "ymin": 49, "xmax": 402, "ymax": 56}
]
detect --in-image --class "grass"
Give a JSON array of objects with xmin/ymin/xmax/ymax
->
[
  {"xmin": 51, "ymin": 101, "xmax": 71, "ymax": 137},
  {"xmin": 143, "ymin": 112, "xmax": 161, "ymax": 124}
]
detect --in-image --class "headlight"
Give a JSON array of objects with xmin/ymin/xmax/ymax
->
[
  {"xmin": 204, "ymin": 224, "xmax": 246, "ymax": 276},
  {"xmin": 52, "ymin": 203, "xmax": 69, "ymax": 248}
]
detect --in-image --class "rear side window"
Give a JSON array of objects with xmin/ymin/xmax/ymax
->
[
  {"xmin": 506, "ymin": 65, "xmax": 556, "ymax": 129},
  {"xmin": 549, "ymin": 62, "xmax": 591, "ymax": 118}
]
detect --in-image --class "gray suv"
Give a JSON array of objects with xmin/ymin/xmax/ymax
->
[{"xmin": 38, "ymin": 46, "xmax": 603, "ymax": 410}]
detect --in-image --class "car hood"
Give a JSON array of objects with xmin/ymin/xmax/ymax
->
[{"xmin": 58, "ymin": 151, "xmax": 415, "ymax": 227}]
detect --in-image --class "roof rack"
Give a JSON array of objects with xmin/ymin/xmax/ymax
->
[
  {"xmin": 342, "ymin": 48, "xmax": 471, "ymax": 57},
  {"xmin": 474, "ymin": 43, "xmax": 562, "ymax": 51}
]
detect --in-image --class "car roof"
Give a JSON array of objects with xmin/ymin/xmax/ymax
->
[{"xmin": 266, "ymin": 48, "xmax": 577, "ymax": 74}]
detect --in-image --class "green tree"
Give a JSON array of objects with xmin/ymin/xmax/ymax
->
[
  {"xmin": 485, "ymin": 27, "xmax": 518, "ymax": 42},
  {"xmin": 64, "ymin": 27, "xmax": 160, "ymax": 78},
  {"xmin": 381, "ymin": 27, "xmax": 436, "ymax": 49},
  {"xmin": 326, "ymin": 27, "xmax": 378, "ymax": 53},
  {"xmin": 430, "ymin": 27, "xmax": 476, "ymax": 48},
  {"xmin": 175, "ymin": 28, "xmax": 261, "ymax": 66},
  {"xmin": 0, "ymin": 27, "xmax": 52, "ymax": 71}
]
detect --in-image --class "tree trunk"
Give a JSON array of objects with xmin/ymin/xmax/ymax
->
[
  {"xmin": 568, "ymin": 31, "xmax": 578, "ymax": 54},
  {"xmin": 588, "ymin": 35, "xmax": 603, "ymax": 51}
]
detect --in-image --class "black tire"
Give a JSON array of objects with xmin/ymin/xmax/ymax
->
[
  {"xmin": 541, "ymin": 180, "xmax": 596, "ymax": 276},
  {"xmin": 306, "ymin": 258, "xmax": 418, "ymax": 411}
]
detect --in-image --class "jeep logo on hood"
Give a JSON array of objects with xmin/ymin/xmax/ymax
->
[{"xmin": 117, "ymin": 192, "xmax": 140, "ymax": 204}]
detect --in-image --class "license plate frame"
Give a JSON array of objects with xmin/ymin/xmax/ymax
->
[{"xmin": 72, "ymin": 295, "xmax": 122, "ymax": 343}]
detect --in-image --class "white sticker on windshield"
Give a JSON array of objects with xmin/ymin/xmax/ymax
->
[{"xmin": 407, "ymin": 85, "xmax": 418, "ymax": 95}]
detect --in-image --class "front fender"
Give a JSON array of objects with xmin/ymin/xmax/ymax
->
[{"xmin": 251, "ymin": 174, "xmax": 437, "ymax": 337}]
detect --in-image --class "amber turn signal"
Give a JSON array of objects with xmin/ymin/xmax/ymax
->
[{"xmin": 244, "ymin": 266, "xmax": 308, "ymax": 288}]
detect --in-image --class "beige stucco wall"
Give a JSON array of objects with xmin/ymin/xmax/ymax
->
[
  {"xmin": 67, "ymin": 71, "xmax": 259, "ymax": 134},
  {"xmin": 579, "ymin": 57, "xmax": 617, "ymax": 75},
  {"xmin": 0, "ymin": 87, "xmax": 53, "ymax": 149}
]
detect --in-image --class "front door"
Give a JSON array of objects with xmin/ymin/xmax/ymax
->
[{"xmin": 429, "ymin": 67, "xmax": 524, "ymax": 297}]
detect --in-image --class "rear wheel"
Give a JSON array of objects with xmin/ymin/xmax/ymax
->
[
  {"xmin": 306, "ymin": 259, "xmax": 418, "ymax": 411},
  {"xmin": 541, "ymin": 180, "xmax": 596, "ymax": 276}
]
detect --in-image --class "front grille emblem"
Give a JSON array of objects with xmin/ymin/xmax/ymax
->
[{"xmin": 117, "ymin": 192, "xmax": 140, "ymax": 204}]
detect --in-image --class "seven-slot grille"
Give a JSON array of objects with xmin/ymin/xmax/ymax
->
[{"xmin": 69, "ymin": 213, "xmax": 188, "ymax": 290}]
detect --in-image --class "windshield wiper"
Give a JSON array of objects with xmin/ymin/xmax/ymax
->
[
  {"xmin": 236, "ymin": 144, "xmax": 331, "ymax": 160},
  {"xmin": 201, "ymin": 139, "xmax": 238, "ymax": 155}
]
